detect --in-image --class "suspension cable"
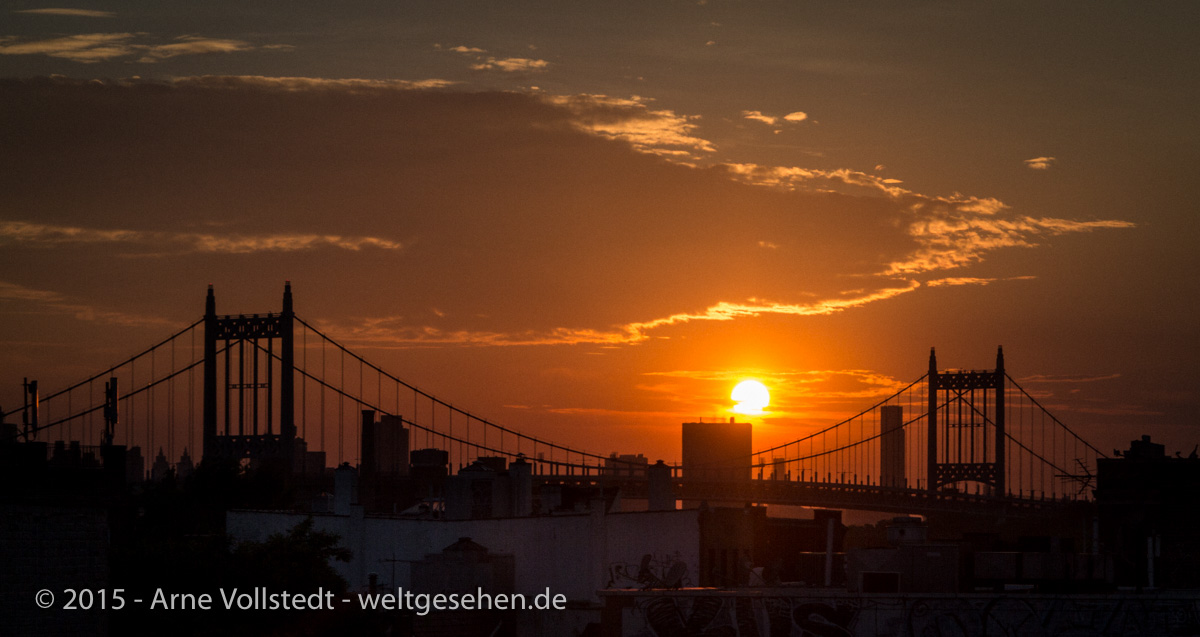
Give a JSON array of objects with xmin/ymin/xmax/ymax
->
[{"xmin": 2, "ymin": 319, "xmax": 202, "ymax": 419}]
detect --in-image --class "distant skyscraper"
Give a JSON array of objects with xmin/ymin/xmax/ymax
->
[
  {"xmin": 361, "ymin": 410, "xmax": 409, "ymax": 476},
  {"xmin": 880, "ymin": 405, "xmax": 905, "ymax": 488},
  {"xmin": 126, "ymin": 446, "xmax": 144, "ymax": 484},
  {"xmin": 151, "ymin": 448, "xmax": 171, "ymax": 481},
  {"xmin": 682, "ymin": 419, "xmax": 752, "ymax": 481},
  {"xmin": 176, "ymin": 447, "xmax": 195, "ymax": 479}
]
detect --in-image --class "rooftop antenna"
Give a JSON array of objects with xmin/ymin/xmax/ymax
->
[
  {"xmin": 22, "ymin": 378, "xmax": 38, "ymax": 441},
  {"xmin": 102, "ymin": 377, "xmax": 119, "ymax": 447}
]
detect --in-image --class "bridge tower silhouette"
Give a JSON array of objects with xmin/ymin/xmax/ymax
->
[
  {"xmin": 202, "ymin": 283, "xmax": 296, "ymax": 468},
  {"xmin": 927, "ymin": 346, "xmax": 1006, "ymax": 495}
]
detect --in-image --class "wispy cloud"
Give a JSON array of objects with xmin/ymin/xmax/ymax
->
[
  {"xmin": 1017, "ymin": 373, "xmax": 1121, "ymax": 384},
  {"xmin": 620, "ymin": 283, "xmax": 920, "ymax": 342},
  {"xmin": 890, "ymin": 214, "xmax": 1135, "ymax": 275},
  {"xmin": 723, "ymin": 163, "xmax": 909, "ymax": 196},
  {"xmin": 741, "ymin": 110, "xmax": 808, "ymax": 127},
  {"xmin": 0, "ymin": 33, "xmax": 259, "ymax": 63},
  {"xmin": 644, "ymin": 368, "xmax": 909, "ymax": 399},
  {"xmin": 1024, "ymin": 156, "xmax": 1056, "ymax": 170},
  {"xmin": 319, "ymin": 283, "xmax": 922, "ymax": 349},
  {"xmin": 925, "ymin": 275, "xmax": 1036, "ymax": 287},
  {"xmin": 742, "ymin": 110, "xmax": 777, "ymax": 125},
  {"xmin": 440, "ymin": 43, "xmax": 549, "ymax": 73},
  {"xmin": 135, "ymin": 35, "xmax": 253, "ymax": 63},
  {"xmin": 721, "ymin": 162, "xmax": 1133, "ymax": 276},
  {"xmin": 0, "ymin": 280, "xmax": 62, "ymax": 302},
  {"xmin": 0, "ymin": 220, "xmax": 403, "ymax": 254},
  {"xmin": 547, "ymin": 94, "xmax": 715, "ymax": 157},
  {"xmin": 0, "ymin": 280, "xmax": 174, "ymax": 328},
  {"xmin": 471, "ymin": 57, "xmax": 549, "ymax": 72},
  {"xmin": 15, "ymin": 8, "xmax": 115, "ymax": 18},
  {"xmin": 172, "ymin": 75, "xmax": 456, "ymax": 92},
  {"xmin": 0, "ymin": 32, "xmax": 134, "ymax": 62}
]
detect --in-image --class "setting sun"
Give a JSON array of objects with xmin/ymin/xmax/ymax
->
[{"xmin": 731, "ymin": 379, "xmax": 771, "ymax": 415}]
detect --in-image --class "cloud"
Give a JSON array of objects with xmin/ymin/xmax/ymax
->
[
  {"xmin": 549, "ymin": 93, "xmax": 715, "ymax": 157},
  {"xmin": 15, "ymin": 8, "xmax": 115, "ymax": 18},
  {"xmin": 889, "ymin": 214, "xmax": 1135, "ymax": 275},
  {"xmin": 0, "ymin": 220, "xmax": 403, "ymax": 255},
  {"xmin": 0, "ymin": 33, "xmax": 258, "ymax": 63},
  {"xmin": 742, "ymin": 110, "xmax": 778, "ymax": 125},
  {"xmin": 136, "ymin": 36, "xmax": 253, "ymax": 62},
  {"xmin": 440, "ymin": 44, "xmax": 549, "ymax": 73},
  {"xmin": 1017, "ymin": 373, "xmax": 1121, "ymax": 384},
  {"xmin": 0, "ymin": 280, "xmax": 174, "ymax": 328},
  {"xmin": 723, "ymin": 163, "xmax": 910, "ymax": 196},
  {"xmin": 619, "ymin": 283, "xmax": 920, "ymax": 342},
  {"xmin": 741, "ymin": 110, "xmax": 808, "ymax": 126},
  {"xmin": 1024, "ymin": 156, "xmax": 1056, "ymax": 170},
  {"xmin": 172, "ymin": 75, "xmax": 456, "ymax": 92},
  {"xmin": 0, "ymin": 32, "xmax": 134, "ymax": 62},
  {"xmin": 0, "ymin": 77, "xmax": 1139, "ymax": 360},
  {"xmin": 470, "ymin": 56, "xmax": 549, "ymax": 72},
  {"xmin": 303, "ymin": 317, "xmax": 626, "ymax": 348},
  {"xmin": 722, "ymin": 162, "xmax": 1133, "ymax": 276},
  {"xmin": 321, "ymin": 283, "xmax": 922, "ymax": 348},
  {"xmin": 0, "ymin": 281, "xmax": 63, "ymax": 302},
  {"xmin": 925, "ymin": 275, "xmax": 1036, "ymax": 287}
]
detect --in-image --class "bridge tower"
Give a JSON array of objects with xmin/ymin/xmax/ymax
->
[
  {"xmin": 927, "ymin": 347, "xmax": 1005, "ymax": 495},
  {"xmin": 202, "ymin": 283, "xmax": 296, "ymax": 469}
]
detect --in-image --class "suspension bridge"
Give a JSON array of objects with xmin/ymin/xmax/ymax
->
[{"xmin": 2, "ymin": 284, "xmax": 1104, "ymax": 517}]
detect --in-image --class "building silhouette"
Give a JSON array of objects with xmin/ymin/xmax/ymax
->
[{"xmin": 682, "ymin": 418, "xmax": 751, "ymax": 482}]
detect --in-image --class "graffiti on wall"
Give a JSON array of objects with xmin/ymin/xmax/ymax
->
[
  {"xmin": 620, "ymin": 592, "xmax": 1200, "ymax": 637},
  {"xmin": 609, "ymin": 552, "xmax": 693, "ymax": 590}
]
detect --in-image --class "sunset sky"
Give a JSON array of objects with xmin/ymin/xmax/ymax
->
[{"xmin": 1, "ymin": 2, "xmax": 1197, "ymax": 463}]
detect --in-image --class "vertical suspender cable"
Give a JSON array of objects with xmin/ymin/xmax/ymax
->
[{"xmin": 338, "ymin": 348, "xmax": 344, "ymax": 466}]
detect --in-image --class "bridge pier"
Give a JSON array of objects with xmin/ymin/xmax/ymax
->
[
  {"xmin": 927, "ymin": 347, "xmax": 1006, "ymax": 496},
  {"xmin": 201, "ymin": 283, "xmax": 296, "ymax": 471}
]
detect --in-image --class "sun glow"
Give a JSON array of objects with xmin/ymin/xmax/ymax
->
[{"xmin": 731, "ymin": 379, "xmax": 770, "ymax": 415}]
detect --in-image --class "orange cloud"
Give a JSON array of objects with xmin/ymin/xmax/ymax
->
[
  {"xmin": 0, "ymin": 280, "xmax": 175, "ymax": 327},
  {"xmin": 741, "ymin": 110, "xmax": 808, "ymax": 127},
  {"xmin": 173, "ymin": 75, "xmax": 456, "ymax": 92},
  {"xmin": 0, "ymin": 33, "xmax": 258, "ymax": 63},
  {"xmin": 15, "ymin": 8, "xmax": 115, "ymax": 17},
  {"xmin": 1024, "ymin": 156, "xmax": 1056, "ymax": 170},
  {"xmin": 321, "ymin": 283, "xmax": 922, "ymax": 349},
  {"xmin": 925, "ymin": 276, "xmax": 1036, "ymax": 287},
  {"xmin": 471, "ymin": 57, "xmax": 549, "ymax": 72},
  {"xmin": 549, "ymin": 94, "xmax": 715, "ymax": 157},
  {"xmin": 0, "ymin": 220, "xmax": 403, "ymax": 254}
]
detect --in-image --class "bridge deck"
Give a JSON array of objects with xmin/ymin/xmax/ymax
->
[{"xmin": 536, "ymin": 475, "xmax": 1093, "ymax": 517}]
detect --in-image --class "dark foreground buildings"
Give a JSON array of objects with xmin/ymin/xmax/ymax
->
[{"xmin": 6, "ymin": 401, "xmax": 1200, "ymax": 637}]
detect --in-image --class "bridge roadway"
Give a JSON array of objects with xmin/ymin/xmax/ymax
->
[{"xmin": 534, "ymin": 475, "xmax": 1093, "ymax": 518}]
